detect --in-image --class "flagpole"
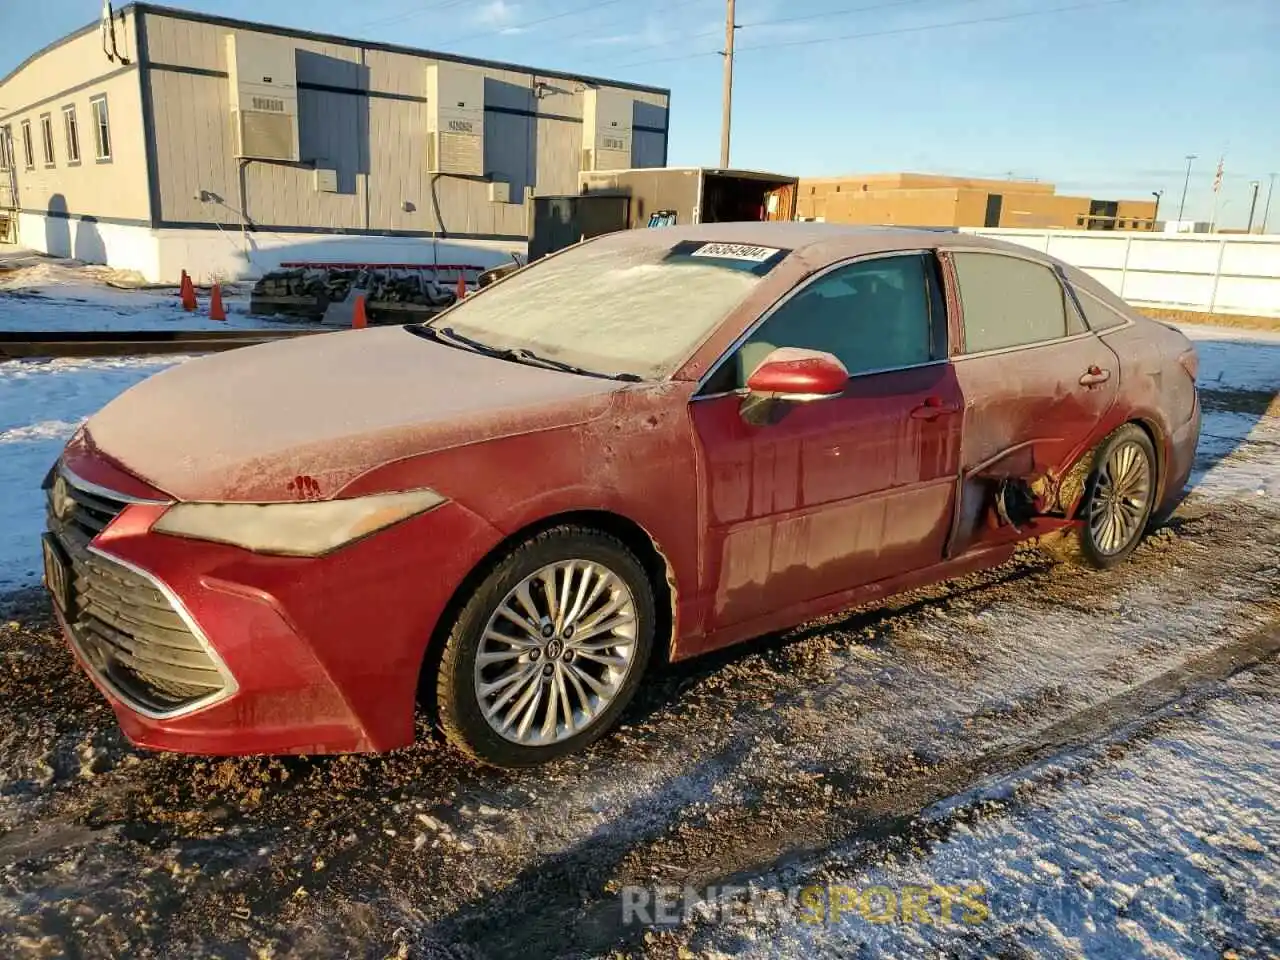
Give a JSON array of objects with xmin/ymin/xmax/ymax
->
[{"xmin": 1210, "ymin": 156, "xmax": 1224, "ymax": 232}]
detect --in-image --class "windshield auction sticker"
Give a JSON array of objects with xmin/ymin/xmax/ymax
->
[
  {"xmin": 665, "ymin": 240, "xmax": 790, "ymax": 275},
  {"xmin": 689, "ymin": 243, "xmax": 781, "ymax": 262}
]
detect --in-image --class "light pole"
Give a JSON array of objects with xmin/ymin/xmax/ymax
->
[
  {"xmin": 1177, "ymin": 154, "xmax": 1196, "ymax": 221},
  {"xmin": 1246, "ymin": 180, "xmax": 1261, "ymax": 233},
  {"xmin": 1263, "ymin": 173, "xmax": 1277, "ymax": 234},
  {"xmin": 1151, "ymin": 190, "xmax": 1163, "ymax": 230}
]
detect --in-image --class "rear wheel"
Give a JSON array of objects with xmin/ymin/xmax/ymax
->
[
  {"xmin": 1078, "ymin": 424, "xmax": 1158, "ymax": 568},
  {"xmin": 436, "ymin": 526, "xmax": 655, "ymax": 767}
]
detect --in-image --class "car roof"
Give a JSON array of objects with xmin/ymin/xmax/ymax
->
[{"xmin": 587, "ymin": 221, "xmax": 1030, "ymax": 267}]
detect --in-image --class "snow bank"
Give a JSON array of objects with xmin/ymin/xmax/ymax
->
[
  {"xmin": 0, "ymin": 356, "xmax": 185, "ymax": 591},
  {"xmin": 0, "ymin": 257, "xmax": 289, "ymax": 332}
]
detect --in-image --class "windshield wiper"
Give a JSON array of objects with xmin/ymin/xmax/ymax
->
[
  {"xmin": 411, "ymin": 324, "xmax": 641, "ymax": 382},
  {"xmin": 504, "ymin": 346, "xmax": 642, "ymax": 382}
]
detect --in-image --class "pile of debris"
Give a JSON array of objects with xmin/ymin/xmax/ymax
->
[{"xmin": 248, "ymin": 263, "xmax": 489, "ymax": 323}]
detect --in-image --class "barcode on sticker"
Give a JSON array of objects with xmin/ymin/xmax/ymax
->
[{"xmin": 690, "ymin": 243, "xmax": 780, "ymax": 262}]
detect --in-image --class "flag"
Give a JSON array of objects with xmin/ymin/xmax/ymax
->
[{"xmin": 1213, "ymin": 157, "xmax": 1224, "ymax": 194}]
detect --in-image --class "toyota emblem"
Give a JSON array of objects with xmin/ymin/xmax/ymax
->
[{"xmin": 51, "ymin": 475, "xmax": 75, "ymax": 522}]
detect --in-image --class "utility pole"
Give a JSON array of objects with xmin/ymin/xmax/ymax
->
[
  {"xmin": 1177, "ymin": 154, "xmax": 1196, "ymax": 221},
  {"xmin": 1262, "ymin": 173, "xmax": 1276, "ymax": 233},
  {"xmin": 720, "ymin": 0, "xmax": 736, "ymax": 169},
  {"xmin": 1246, "ymin": 180, "xmax": 1261, "ymax": 233}
]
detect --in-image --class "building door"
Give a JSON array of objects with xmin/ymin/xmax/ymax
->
[
  {"xmin": 984, "ymin": 193, "xmax": 1003, "ymax": 227},
  {"xmin": 0, "ymin": 125, "xmax": 17, "ymax": 245},
  {"xmin": 1089, "ymin": 199, "xmax": 1119, "ymax": 230}
]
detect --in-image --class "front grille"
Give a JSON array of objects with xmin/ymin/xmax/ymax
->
[
  {"xmin": 46, "ymin": 469, "xmax": 229, "ymax": 714},
  {"xmin": 58, "ymin": 481, "xmax": 126, "ymax": 539}
]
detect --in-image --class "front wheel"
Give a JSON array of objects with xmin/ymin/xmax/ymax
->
[
  {"xmin": 1077, "ymin": 424, "xmax": 1158, "ymax": 568},
  {"xmin": 436, "ymin": 526, "xmax": 655, "ymax": 768}
]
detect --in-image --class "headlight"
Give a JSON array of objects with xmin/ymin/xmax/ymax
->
[{"xmin": 151, "ymin": 489, "xmax": 447, "ymax": 557}]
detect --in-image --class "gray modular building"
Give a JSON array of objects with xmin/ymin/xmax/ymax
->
[{"xmin": 0, "ymin": 3, "xmax": 671, "ymax": 281}]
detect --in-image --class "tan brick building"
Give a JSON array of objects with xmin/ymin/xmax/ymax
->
[{"xmin": 796, "ymin": 173, "xmax": 1157, "ymax": 231}]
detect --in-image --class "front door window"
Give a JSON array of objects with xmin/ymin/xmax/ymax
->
[{"xmin": 720, "ymin": 253, "xmax": 945, "ymax": 390}]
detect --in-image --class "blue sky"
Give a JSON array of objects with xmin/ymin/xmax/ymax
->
[{"xmin": 3, "ymin": 0, "xmax": 1278, "ymax": 227}]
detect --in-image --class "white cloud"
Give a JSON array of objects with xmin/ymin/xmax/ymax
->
[{"xmin": 473, "ymin": 0, "xmax": 524, "ymax": 33}]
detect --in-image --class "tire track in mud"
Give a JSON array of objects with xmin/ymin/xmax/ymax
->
[
  {"xmin": 426, "ymin": 620, "xmax": 1280, "ymax": 959},
  {"xmin": 2, "ymin": 497, "xmax": 1279, "ymax": 959}
]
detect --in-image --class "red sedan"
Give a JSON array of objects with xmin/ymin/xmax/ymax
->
[{"xmin": 42, "ymin": 224, "xmax": 1201, "ymax": 767}]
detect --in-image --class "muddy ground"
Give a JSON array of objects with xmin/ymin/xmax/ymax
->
[{"xmin": 1, "ymin": 389, "xmax": 1278, "ymax": 959}]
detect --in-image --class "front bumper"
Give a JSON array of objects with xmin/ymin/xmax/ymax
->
[{"xmin": 46, "ymin": 455, "xmax": 503, "ymax": 755}]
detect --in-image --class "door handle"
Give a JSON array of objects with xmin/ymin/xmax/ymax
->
[
  {"xmin": 910, "ymin": 396, "xmax": 960, "ymax": 420},
  {"xmin": 1079, "ymin": 366, "xmax": 1112, "ymax": 386}
]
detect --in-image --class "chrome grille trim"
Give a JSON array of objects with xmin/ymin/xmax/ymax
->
[
  {"xmin": 76, "ymin": 546, "xmax": 239, "ymax": 719},
  {"xmin": 58, "ymin": 463, "xmax": 170, "ymax": 505},
  {"xmin": 45, "ymin": 466, "xmax": 238, "ymax": 720}
]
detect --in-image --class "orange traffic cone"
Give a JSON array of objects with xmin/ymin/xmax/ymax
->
[
  {"xmin": 208, "ymin": 282, "xmax": 226, "ymax": 322},
  {"xmin": 352, "ymin": 293, "xmax": 368, "ymax": 330},
  {"xmin": 180, "ymin": 270, "xmax": 197, "ymax": 312},
  {"xmin": 456, "ymin": 274, "xmax": 467, "ymax": 301}
]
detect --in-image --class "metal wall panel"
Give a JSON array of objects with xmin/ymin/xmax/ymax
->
[
  {"xmin": 142, "ymin": 11, "xmax": 668, "ymax": 238},
  {"xmin": 536, "ymin": 117, "xmax": 585, "ymax": 197},
  {"xmin": 632, "ymin": 131, "xmax": 666, "ymax": 169}
]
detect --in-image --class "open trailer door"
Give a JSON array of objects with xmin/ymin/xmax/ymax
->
[{"xmin": 764, "ymin": 182, "xmax": 797, "ymax": 221}]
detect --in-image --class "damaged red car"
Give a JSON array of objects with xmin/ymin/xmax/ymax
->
[{"xmin": 43, "ymin": 224, "xmax": 1201, "ymax": 767}]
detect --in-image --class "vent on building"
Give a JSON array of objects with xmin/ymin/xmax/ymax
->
[
  {"xmin": 426, "ymin": 64, "xmax": 485, "ymax": 176},
  {"xmin": 227, "ymin": 33, "xmax": 299, "ymax": 161},
  {"xmin": 581, "ymin": 88, "xmax": 633, "ymax": 172}
]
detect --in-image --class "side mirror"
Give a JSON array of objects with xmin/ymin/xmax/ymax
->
[{"xmin": 746, "ymin": 347, "xmax": 848, "ymax": 402}]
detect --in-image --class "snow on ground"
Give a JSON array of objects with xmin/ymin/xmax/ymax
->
[
  {"xmin": 0, "ymin": 356, "xmax": 185, "ymax": 591},
  {"xmin": 684, "ymin": 667, "xmax": 1279, "ymax": 958},
  {"xmin": 1179, "ymin": 321, "xmax": 1280, "ymax": 392},
  {"xmin": 1178, "ymin": 323, "xmax": 1280, "ymax": 500},
  {"xmin": 0, "ymin": 255, "xmax": 289, "ymax": 332}
]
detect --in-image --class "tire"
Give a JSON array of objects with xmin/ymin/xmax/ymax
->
[
  {"xmin": 436, "ymin": 525, "xmax": 655, "ymax": 768},
  {"xmin": 1073, "ymin": 423, "xmax": 1159, "ymax": 569}
]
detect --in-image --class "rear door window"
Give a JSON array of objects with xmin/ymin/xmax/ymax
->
[
  {"xmin": 952, "ymin": 252, "xmax": 1085, "ymax": 353},
  {"xmin": 720, "ymin": 254, "xmax": 944, "ymax": 389}
]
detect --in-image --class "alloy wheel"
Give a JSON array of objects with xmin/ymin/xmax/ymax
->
[
  {"xmin": 1087, "ymin": 439, "xmax": 1153, "ymax": 556},
  {"xmin": 474, "ymin": 560, "xmax": 639, "ymax": 746}
]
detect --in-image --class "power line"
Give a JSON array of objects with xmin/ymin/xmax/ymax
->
[
  {"xmin": 609, "ymin": 0, "xmax": 1153, "ymax": 71},
  {"xmin": 435, "ymin": 0, "xmax": 634, "ymax": 48},
  {"xmin": 571, "ymin": 0, "xmax": 976, "ymax": 65},
  {"xmin": 553, "ymin": 0, "xmax": 716, "ymax": 49},
  {"xmin": 348, "ymin": 0, "xmax": 474, "ymax": 34}
]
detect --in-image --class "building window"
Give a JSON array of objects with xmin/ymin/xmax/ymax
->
[
  {"xmin": 39, "ymin": 113, "xmax": 55, "ymax": 166},
  {"xmin": 20, "ymin": 120, "xmax": 34, "ymax": 169},
  {"xmin": 1076, "ymin": 216, "xmax": 1085, "ymax": 226},
  {"xmin": 0, "ymin": 125, "xmax": 11, "ymax": 170},
  {"xmin": 62, "ymin": 105, "xmax": 81, "ymax": 165},
  {"xmin": 90, "ymin": 95, "xmax": 112, "ymax": 161}
]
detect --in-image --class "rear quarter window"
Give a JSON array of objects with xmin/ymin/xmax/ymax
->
[
  {"xmin": 1072, "ymin": 288, "xmax": 1130, "ymax": 331},
  {"xmin": 952, "ymin": 252, "xmax": 1085, "ymax": 353}
]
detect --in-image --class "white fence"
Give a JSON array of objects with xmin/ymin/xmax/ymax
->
[{"xmin": 961, "ymin": 228, "xmax": 1280, "ymax": 318}]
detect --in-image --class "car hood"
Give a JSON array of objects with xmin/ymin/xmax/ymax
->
[{"xmin": 83, "ymin": 326, "xmax": 621, "ymax": 502}]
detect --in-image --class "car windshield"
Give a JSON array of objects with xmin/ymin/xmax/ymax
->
[{"xmin": 424, "ymin": 237, "xmax": 788, "ymax": 380}]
